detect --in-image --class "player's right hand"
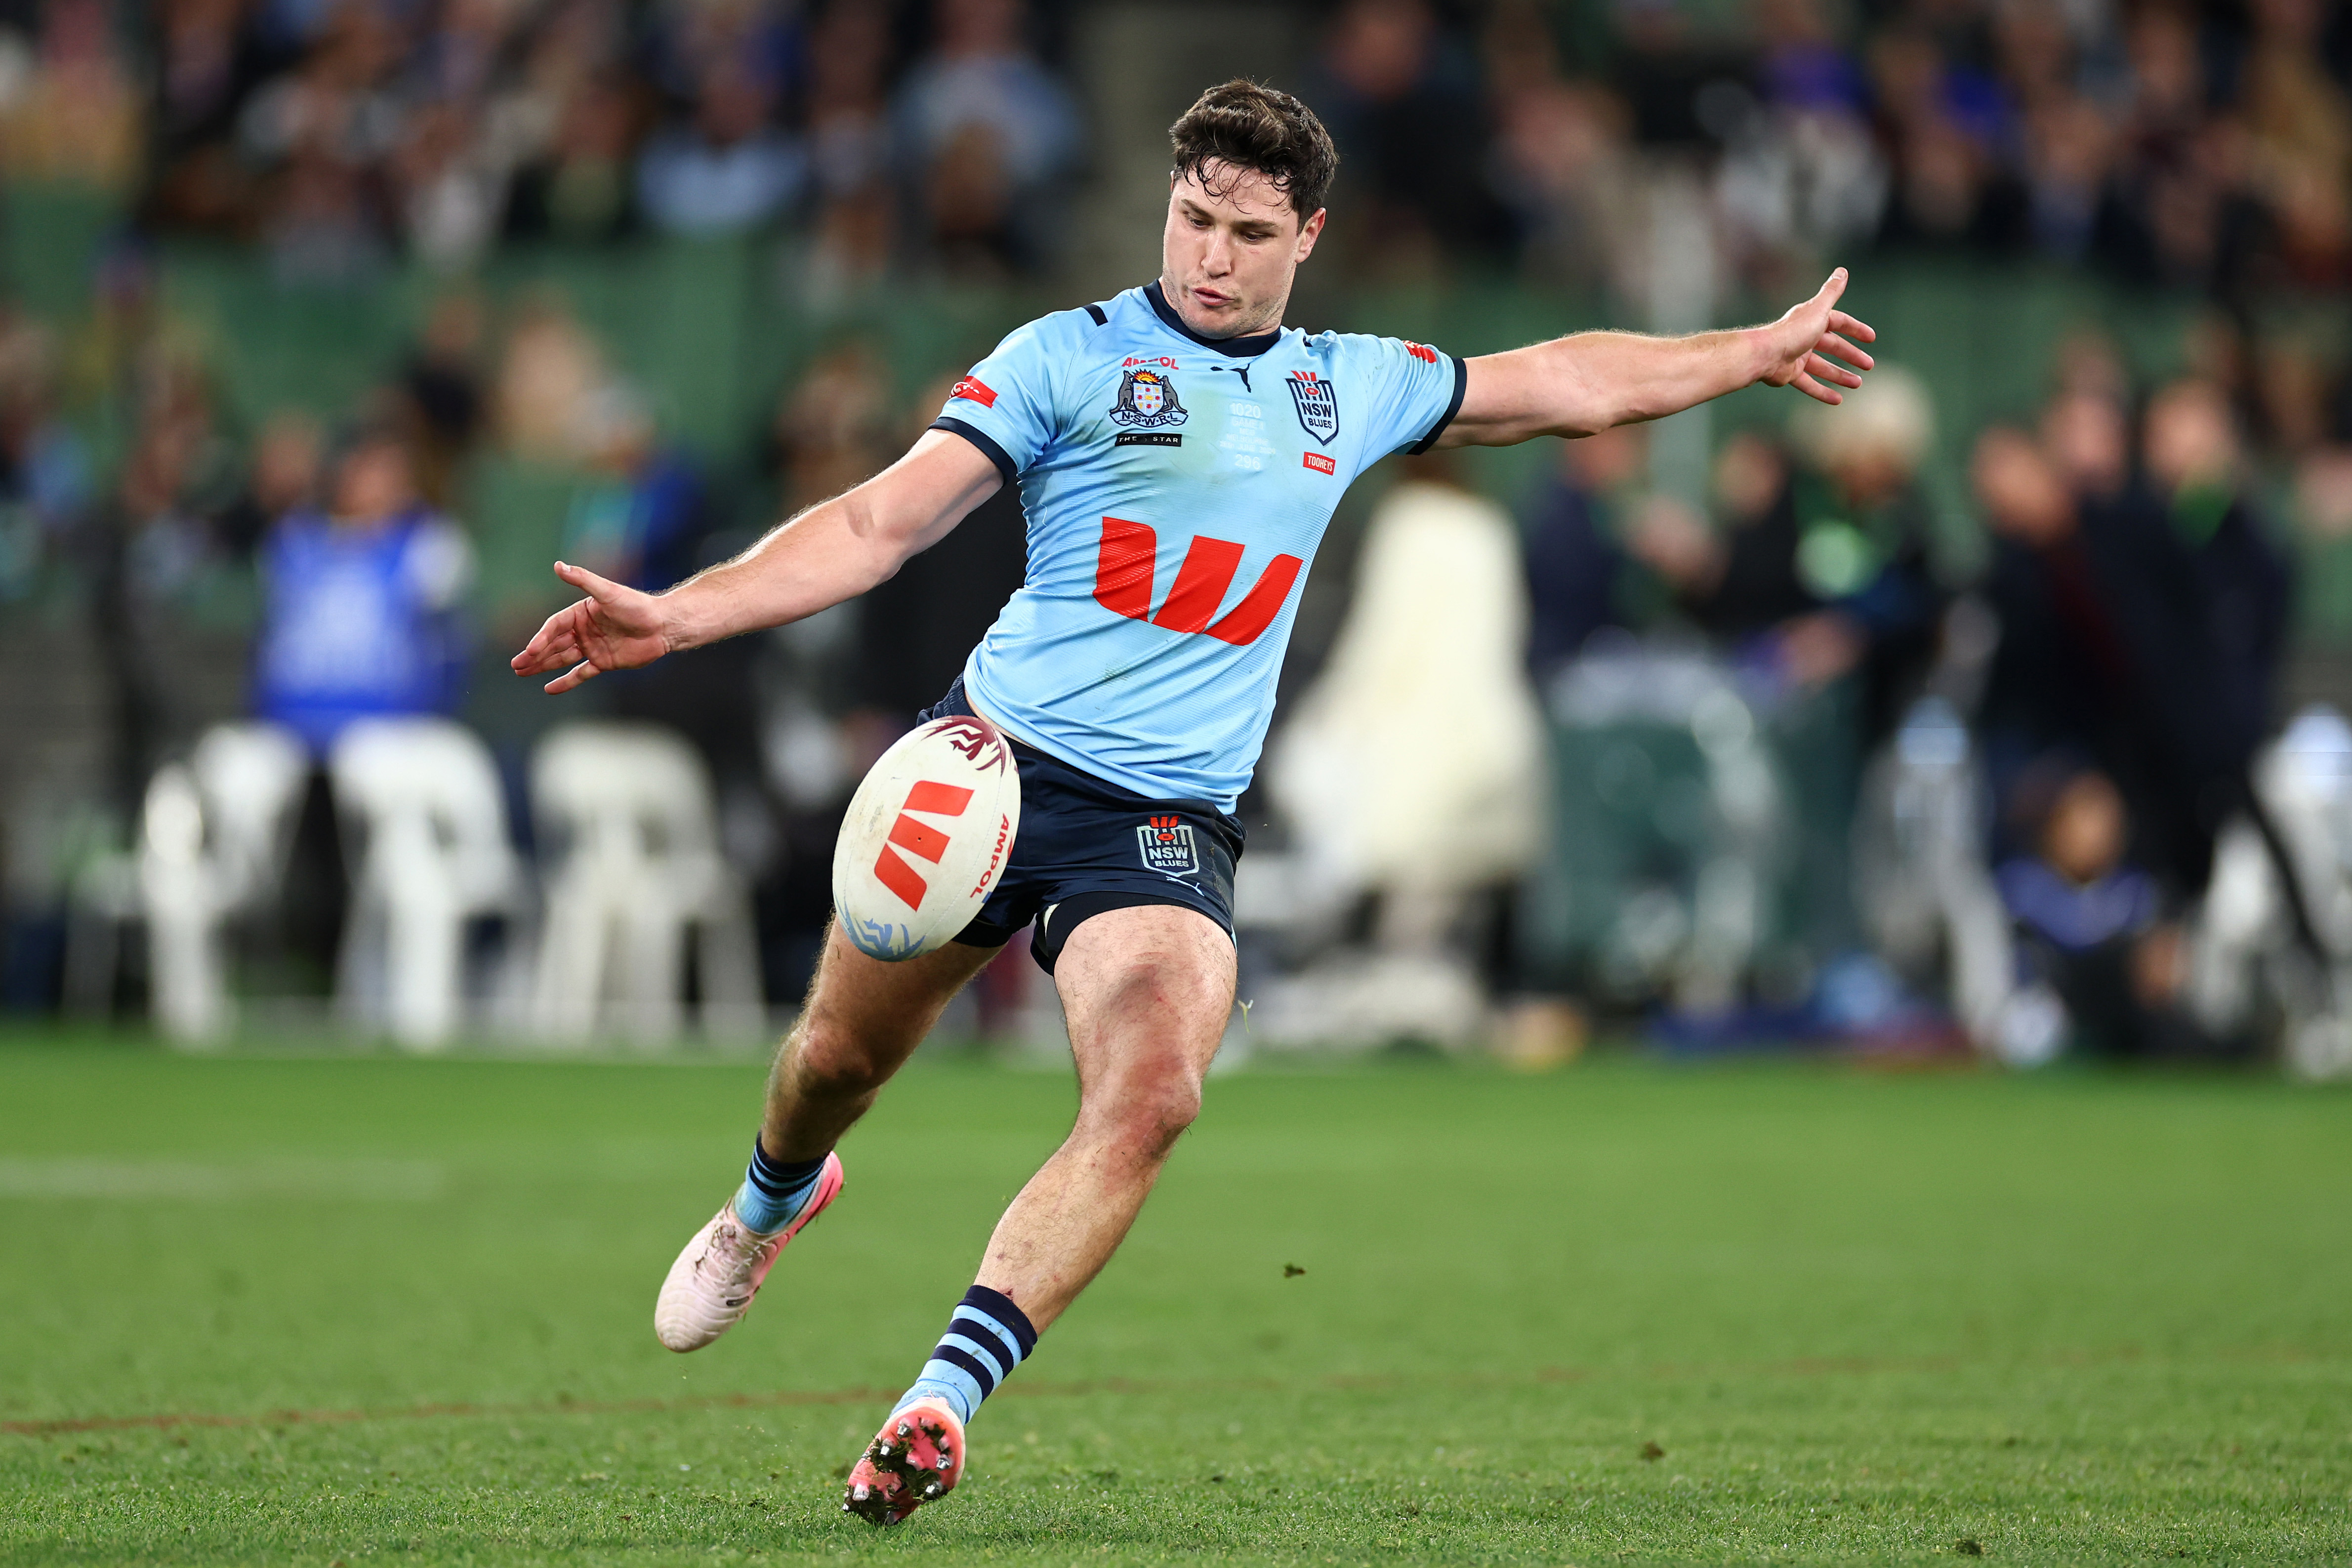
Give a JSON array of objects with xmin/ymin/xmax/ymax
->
[{"xmin": 510, "ymin": 561, "xmax": 671, "ymax": 694}]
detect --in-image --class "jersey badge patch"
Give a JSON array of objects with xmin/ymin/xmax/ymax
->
[
  {"xmin": 1287, "ymin": 371, "xmax": 1338, "ymax": 445},
  {"xmin": 951, "ymin": 374, "xmax": 996, "ymax": 408},
  {"xmin": 1303, "ymin": 452, "xmax": 1336, "ymax": 475},
  {"xmin": 1137, "ymin": 815, "xmax": 1199, "ymax": 877},
  {"xmin": 1111, "ymin": 368, "xmax": 1187, "ymax": 429}
]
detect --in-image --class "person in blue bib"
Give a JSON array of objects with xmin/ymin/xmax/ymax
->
[{"xmin": 512, "ymin": 79, "xmax": 1877, "ymax": 1526}]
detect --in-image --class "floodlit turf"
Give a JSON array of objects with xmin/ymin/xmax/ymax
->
[{"xmin": 1, "ymin": 1032, "xmax": 2347, "ymax": 1566}]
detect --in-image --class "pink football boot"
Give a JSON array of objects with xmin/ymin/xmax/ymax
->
[
  {"xmin": 842, "ymin": 1397, "xmax": 966, "ymax": 1526},
  {"xmin": 653, "ymin": 1154, "xmax": 843, "ymax": 1352}
]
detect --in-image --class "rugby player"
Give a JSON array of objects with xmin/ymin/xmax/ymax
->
[{"xmin": 510, "ymin": 79, "xmax": 1875, "ymax": 1526}]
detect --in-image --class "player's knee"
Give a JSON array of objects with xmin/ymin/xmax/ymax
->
[{"xmin": 1092, "ymin": 1060, "xmax": 1202, "ymax": 1155}]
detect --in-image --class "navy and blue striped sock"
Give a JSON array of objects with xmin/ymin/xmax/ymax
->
[
  {"xmin": 893, "ymin": 1285, "xmax": 1038, "ymax": 1426},
  {"xmin": 732, "ymin": 1138, "xmax": 828, "ymax": 1235}
]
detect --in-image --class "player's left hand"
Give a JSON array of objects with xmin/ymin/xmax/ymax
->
[{"xmin": 1757, "ymin": 269, "xmax": 1876, "ymax": 406}]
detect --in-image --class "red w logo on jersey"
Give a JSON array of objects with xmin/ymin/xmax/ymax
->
[
  {"xmin": 1090, "ymin": 518, "xmax": 1302, "ymax": 647},
  {"xmin": 1403, "ymin": 341, "xmax": 1438, "ymax": 364}
]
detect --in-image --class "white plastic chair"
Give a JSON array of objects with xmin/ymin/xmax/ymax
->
[
  {"xmin": 330, "ymin": 717, "xmax": 527, "ymax": 1050},
  {"xmin": 135, "ymin": 722, "xmax": 310, "ymax": 1044},
  {"xmin": 529, "ymin": 721, "xmax": 762, "ymax": 1045}
]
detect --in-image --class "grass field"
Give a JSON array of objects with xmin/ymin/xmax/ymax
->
[{"xmin": 2, "ymin": 1033, "xmax": 2348, "ymax": 1566}]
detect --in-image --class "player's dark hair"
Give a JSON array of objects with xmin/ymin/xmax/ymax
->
[{"xmin": 1168, "ymin": 79, "xmax": 1338, "ymax": 223}]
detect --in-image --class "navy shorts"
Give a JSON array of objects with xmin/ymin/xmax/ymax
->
[{"xmin": 919, "ymin": 679, "xmax": 1244, "ymax": 974}]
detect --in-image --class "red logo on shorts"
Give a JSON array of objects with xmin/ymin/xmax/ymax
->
[
  {"xmin": 950, "ymin": 375, "xmax": 997, "ymax": 408},
  {"xmin": 1303, "ymin": 452, "xmax": 1336, "ymax": 475},
  {"xmin": 872, "ymin": 780, "xmax": 973, "ymax": 910}
]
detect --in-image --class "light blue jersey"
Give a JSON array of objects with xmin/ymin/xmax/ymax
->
[{"xmin": 931, "ymin": 281, "xmax": 1466, "ymax": 811}]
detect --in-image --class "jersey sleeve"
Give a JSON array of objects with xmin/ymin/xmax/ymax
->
[
  {"xmin": 1345, "ymin": 334, "xmax": 1470, "ymax": 458},
  {"xmin": 928, "ymin": 314, "xmax": 1075, "ymax": 482}
]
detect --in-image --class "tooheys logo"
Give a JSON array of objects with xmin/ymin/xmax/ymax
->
[
  {"xmin": 871, "ymin": 781, "xmax": 971, "ymax": 909},
  {"xmin": 1090, "ymin": 518, "xmax": 1303, "ymax": 647}
]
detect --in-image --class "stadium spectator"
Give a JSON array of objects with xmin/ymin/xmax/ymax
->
[
  {"xmin": 797, "ymin": 0, "xmax": 895, "ymax": 302},
  {"xmin": 1711, "ymin": 0, "xmax": 1888, "ymax": 285},
  {"xmin": 767, "ymin": 337, "xmax": 896, "ymax": 516},
  {"xmin": 2141, "ymin": 377, "xmax": 2292, "ymax": 790},
  {"xmin": 1304, "ymin": 0, "xmax": 1508, "ymax": 276},
  {"xmin": 391, "ymin": 99, "xmax": 509, "ymax": 270},
  {"xmin": 893, "ymin": 0, "xmax": 1079, "ymax": 274},
  {"xmin": 1481, "ymin": 3, "xmax": 1641, "ymax": 298},
  {"xmin": 636, "ymin": 56, "xmax": 805, "ymax": 237},
  {"xmin": 1623, "ymin": 369, "xmax": 1939, "ymax": 731},
  {"xmin": 0, "ymin": 0, "xmax": 141, "ymax": 191},
  {"xmin": 236, "ymin": 2, "xmax": 406, "ymax": 280},
  {"xmin": 145, "ymin": 0, "xmax": 275, "ymax": 233},
  {"xmin": 0, "ymin": 312, "xmax": 92, "ymax": 604},
  {"xmin": 1520, "ymin": 421, "xmax": 1651, "ymax": 684},
  {"xmin": 214, "ymin": 410, "xmax": 325, "ymax": 562},
  {"xmin": 501, "ymin": 68, "xmax": 647, "ymax": 244},
  {"xmin": 1996, "ymin": 763, "xmax": 2203, "ymax": 1059},
  {"xmin": 1782, "ymin": 365, "xmax": 1944, "ymax": 738},
  {"xmin": 394, "ymin": 291, "xmax": 490, "ymax": 508},
  {"xmin": 251, "ymin": 429, "xmax": 472, "ymax": 756},
  {"xmin": 1971, "ymin": 413, "xmax": 2269, "ymax": 900},
  {"xmin": 491, "ymin": 293, "xmax": 606, "ymax": 461},
  {"xmin": 557, "ymin": 383, "xmax": 707, "ymax": 596}
]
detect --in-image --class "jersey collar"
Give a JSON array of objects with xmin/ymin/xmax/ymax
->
[{"xmin": 1144, "ymin": 281, "xmax": 1283, "ymax": 358}]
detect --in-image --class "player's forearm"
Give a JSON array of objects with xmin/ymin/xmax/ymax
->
[
  {"xmin": 1541, "ymin": 328, "xmax": 1770, "ymax": 435},
  {"xmin": 1591, "ymin": 328, "xmax": 1772, "ymax": 427},
  {"xmin": 652, "ymin": 431, "xmax": 1001, "ymax": 653},
  {"xmin": 1452, "ymin": 327, "xmax": 1773, "ymax": 446},
  {"xmin": 658, "ymin": 490, "xmax": 904, "ymax": 653}
]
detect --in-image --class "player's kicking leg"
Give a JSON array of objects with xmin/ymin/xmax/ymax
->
[
  {"xmin": 654, "ymin": 924, "xmax": 995, "ymax": 1351},
  {"xmin": 844, "ymin": 902, "xmax": 1234, "ymax": 1525}
]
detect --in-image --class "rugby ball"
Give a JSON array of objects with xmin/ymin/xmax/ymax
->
[{"xmin": 832, "ymin": 714, "xmax": 1021, "ymax": 960}]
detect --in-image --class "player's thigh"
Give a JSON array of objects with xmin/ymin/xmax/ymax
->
[
  {"xmin": 1052, "ymin": 902, "xmax": 1236, "ymax": 1110},
  {"xmin": 792, "ymin": 919, "xmax": 1002, "ymax": 1079}
]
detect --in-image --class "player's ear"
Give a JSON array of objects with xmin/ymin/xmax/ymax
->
[{"xmin": 1294, "ymin": 208, "xmax": 1326, "ymax": 263}]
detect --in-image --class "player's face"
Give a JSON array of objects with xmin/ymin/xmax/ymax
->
[{"xmin": 1160, "ymin": 162, "xmax": 1325, "ymax": 340}]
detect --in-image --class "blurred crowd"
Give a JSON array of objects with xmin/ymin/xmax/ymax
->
[
  {"xmin": 0, "ymin": 0, "xmax": 2344, "ymax": 303},
  {"xmin": 0, "ymin": 0, "xmax": 1081, "ymax": 281},
  {"xmin": 1289, "ymin": 0, "xmax": 2352, "ymax": 310},
  {"xmin": 1492, "ymin": 343, "xmax": 2306, "ymax": 1063}
]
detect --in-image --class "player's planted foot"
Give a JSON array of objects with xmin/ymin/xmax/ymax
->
[
  {"xmin": 653, "ymin": 1152, "xmax": 842, "ymax": 1352},
  {"xmin": 843, "ymin": 1397, "xmax": 965, "ymax": 1526}
]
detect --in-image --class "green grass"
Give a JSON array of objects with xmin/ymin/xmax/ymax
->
[{"xmin": 1, "ymin": 1033, "xmax": 2348, "ymax": 1566}]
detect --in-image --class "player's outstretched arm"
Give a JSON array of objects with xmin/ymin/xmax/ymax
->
[
  {"xmin": 510, "ymin": 430, "xmax": 1002, "ymax": 694},
  {"xmin": 1439, "ymin": 268, "xmax": 1876, "ymax": 448}
]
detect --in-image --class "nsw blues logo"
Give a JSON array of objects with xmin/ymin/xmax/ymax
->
[
  {"xmin": 1287, "ymin": 371, "xmax": 1338, "ymax": 444},
  {"xmin": 1111, "ymin": 368, "xmax": 1187, "ymax": 429},
  {"xmin": 1137, "ymin": 815, "xmax": 1199, "ymax": 877}
]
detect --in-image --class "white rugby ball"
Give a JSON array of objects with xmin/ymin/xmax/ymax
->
[{"xmin": 832, "ymin": 713, "xmax": 1021, "ymax": 961}]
